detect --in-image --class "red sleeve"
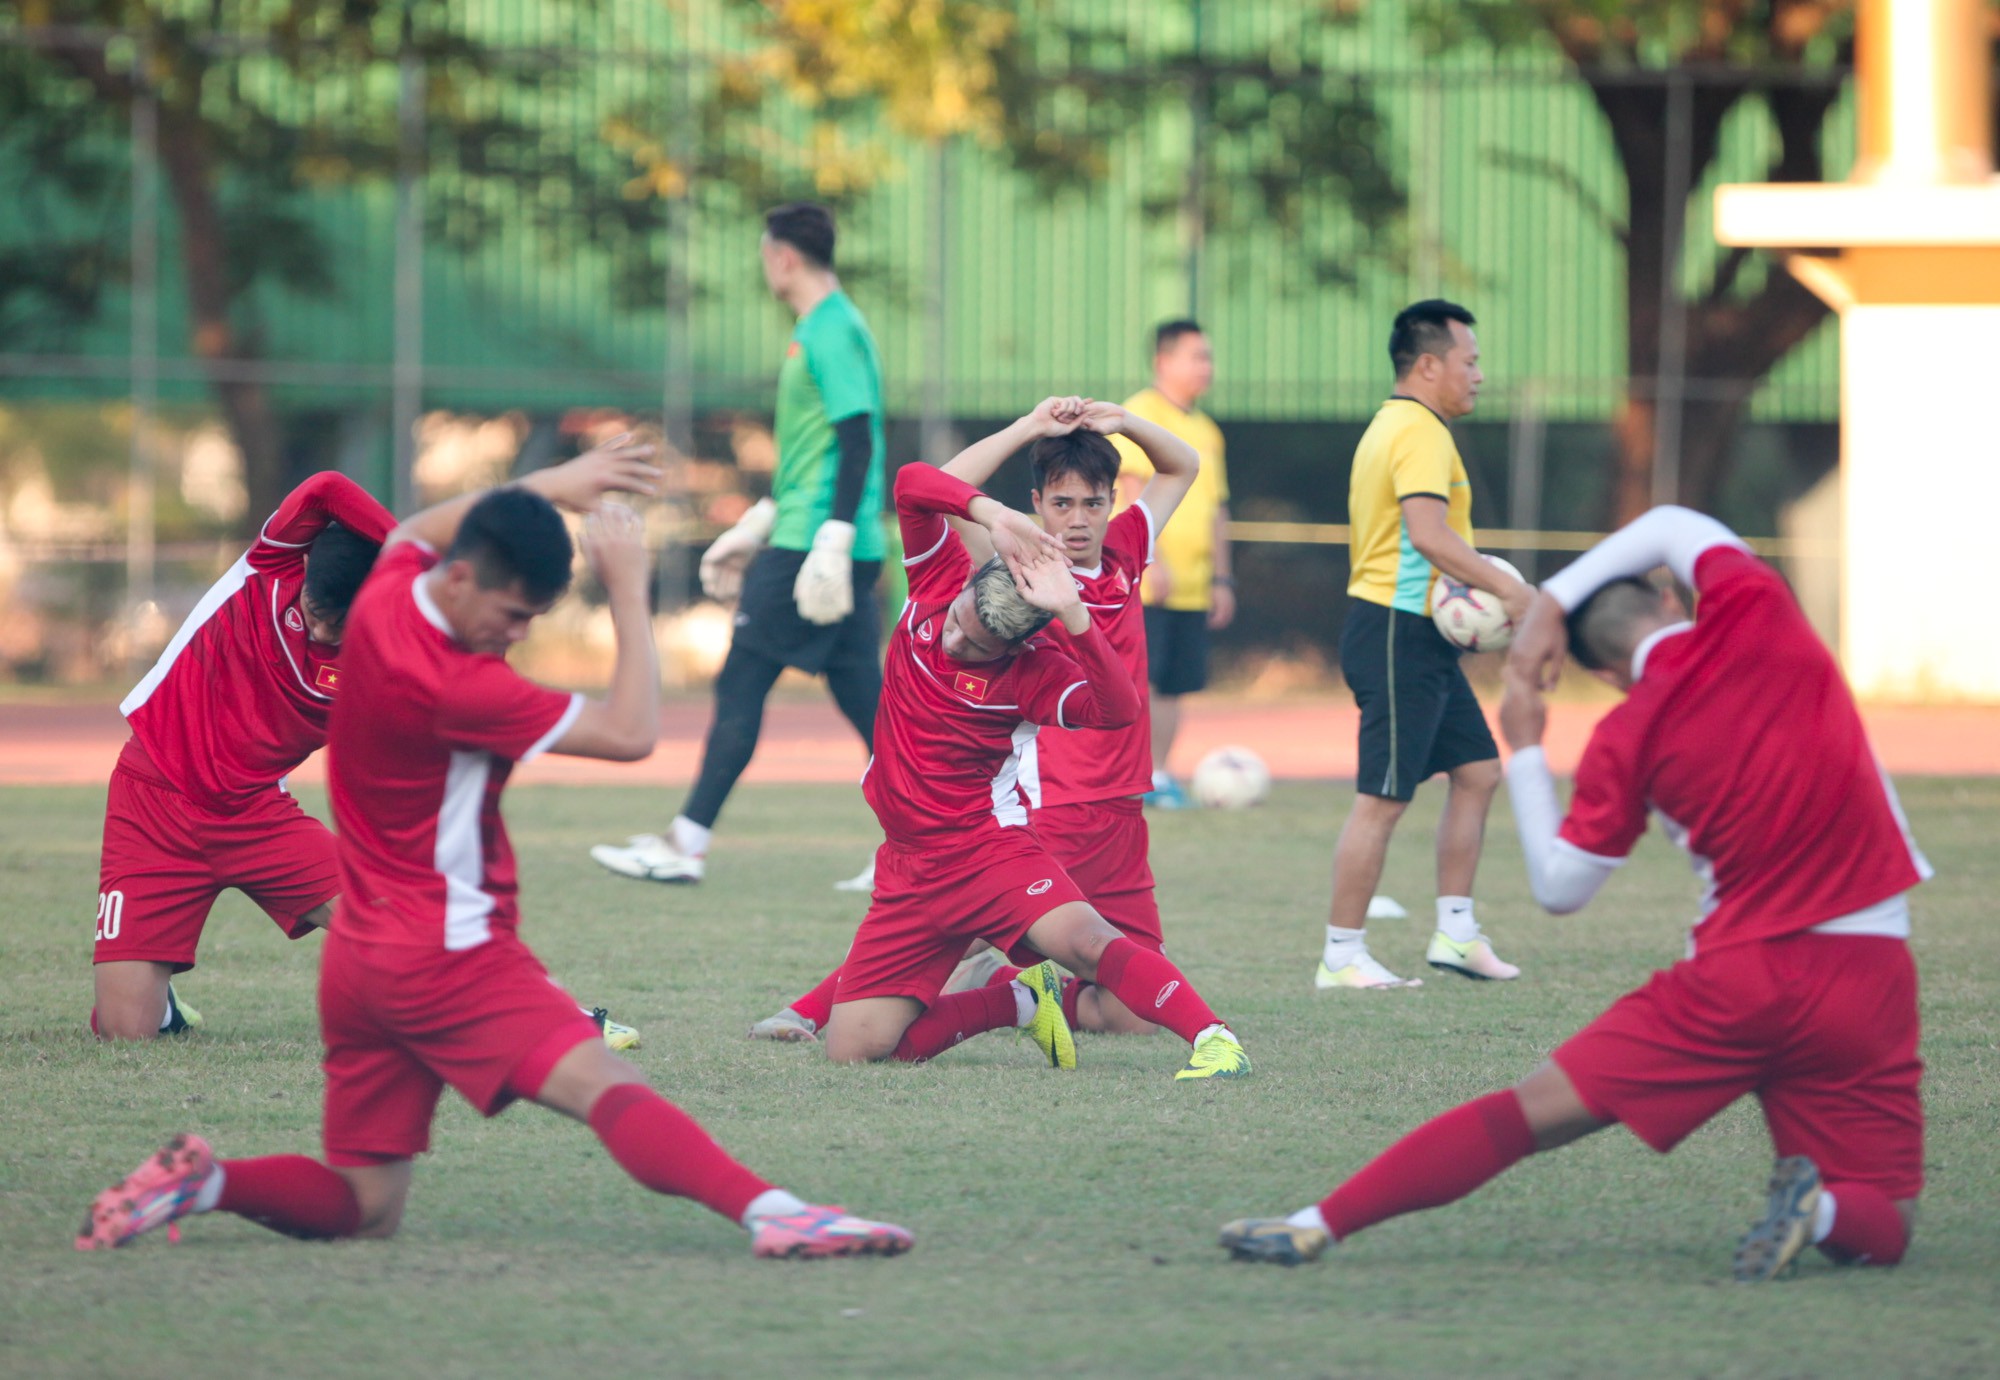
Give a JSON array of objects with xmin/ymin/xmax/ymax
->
[
  {"xmin": 895, "ymin": 465, "xmax": 983, "ymax": 602},
  {"xmin": 250, "ymin": 472, "xmax": 397, "ymax": 575},
  {"xmin": 1017, "ymin": 619, "xmax": 1140, "ymax": 730},
  {"xmin": 434, "ymin": 660, "xmax": 583, "ymax": 762},
  {"xmin": 1557, "ymin": 709, "xmax": 1649, "ymax": 862},
  {"xmin": 1102, "ymin": 503, "xmax": 1154, "ymax": 573}
]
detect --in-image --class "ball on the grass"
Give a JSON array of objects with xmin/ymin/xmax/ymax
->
[
  {"xmin": 1191, "ymin": 746, "xmax": 1272, "ymax": 810},
  {"xmin": 1430, "ymin": 554, "xmax": 1524, "ymax": 652}
]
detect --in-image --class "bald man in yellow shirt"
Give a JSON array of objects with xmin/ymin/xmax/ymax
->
[{"xmin": 1113, "ymin": 320, "xmax": 1234, "ymax": 808}]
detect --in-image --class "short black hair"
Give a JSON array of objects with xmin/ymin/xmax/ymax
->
[
  {"xmin": 444, "ymin": 487, "xmax": 574, "ymax": 605},
  {"xmin": 764, "ymin": 202, "xmax": 836, "ymax": 269},
  {"xmin": 1154, "ymin": 319, "xmax": 1204, "ymax": 354},
  {"xmin": 1389, "ymin": 299, "xmax": 1475, "ymax": 378},
  {"xmin": 1565, "ymin": 577, "xmax": 1664, "ymax": 672},
  {"xmin": 303, "ymin": 520, "xmax": 383, "ymax": 623},
  {"xmin": 1030, "ymin": 432, "xmax": 1120, "ymax": 497}
]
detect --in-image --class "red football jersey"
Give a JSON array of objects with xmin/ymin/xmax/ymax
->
[
  {"xmin": 121, "ymin": 472, "xmax": 395, "ymax": 807},
  {"xmin": 1559, "ymin": 546, "xmax": 1930, "ymax": 953},
  {"xmin": 1025, "ymin": 502, "xmax": 1155, "ymax": 807},
  {"xmin": 864, "ymin": 465, "xmax": 1140, "ymax": 848},
  {"xmin": 327, "ymin": 543, "xmax": 582, "ymax": 951}
]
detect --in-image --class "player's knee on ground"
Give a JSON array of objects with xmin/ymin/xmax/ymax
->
[
  {"xmin": 1078, "ymin": 984, "xmax": 1160, "ymax": 1035},
  {"xmin": 338, "ymin": 1160, "xmax": 414, "ymax": 1239},
  {"xmin": 92, "ymin": 961, "xmax": 173, "ymax": 1041},
  {"xmin": 822, "ymin": 998, "xmax": 917, "ymax": 1063}
]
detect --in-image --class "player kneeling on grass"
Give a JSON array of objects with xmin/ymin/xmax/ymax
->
[
  {"xmin": 807, "ymin": 459, "xmax": 1248, "ymax": 1082},
  {"xmin": 78, "ymin": 477, "xmax": 910, "ymax": 1260},
  {"xmin": 753, "ymin": 394, "xmax": 1201, "ymax": 1044},
  {"xmin": 1219, "ymin": 507, "xmax": 1928, "ymax": 1279},
  {"xmin": 88, "ymin": 456, "xmax": 651, "ymax": 1049}
]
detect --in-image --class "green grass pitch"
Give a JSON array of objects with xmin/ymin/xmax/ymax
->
[{"xmin": 3, "ymin": 780, "xmax": 1997, "ymax": 1379}]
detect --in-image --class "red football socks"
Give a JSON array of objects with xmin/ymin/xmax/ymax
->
[
  {"xmin": 1091, "ymin": 937, "xmax": 1219, "ymax": 1044},
  {"xmin": 216, "ymin": 1155, "xmax": 362, "ymax": 1240},
  {"xmin": 891, "ymin": 984, "xmax": 1019, "ymax": 1062},
  {"xmin": 1318, "ymin": 1090, "xmax": 1536, "ymax": 1240},
  {"xmin": 589, "ymin": 1083, "xmax": 772, "ymax": 1223},
  {"xmin": 1819, "ymin": 1182, "xmax": 1909, "ymax": 1265},
  {"xmin": 790, "ymin": 969, "xmax": 841, "ymax": 1027}
]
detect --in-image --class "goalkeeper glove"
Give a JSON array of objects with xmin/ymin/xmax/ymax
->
[
  {"xmin": 699, "ymin": 498, "xmax": 777, "ymax": 601},
  {"xmin": 793, "ymin": 519, "xmax": 857, "ymax": 625}
]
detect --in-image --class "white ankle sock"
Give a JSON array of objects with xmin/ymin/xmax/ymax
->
[
  {"xmin": 1323, "ymin": 924, "xmax": 1367, "ymax": 965},
  {"xmin": 1812, "ymin": 1190, "xmax": 1837, "ymax": 1244},
  {"xmin": 158, "ymin": 997, "xmax": 175, "ymax": 1032},
  {"xmin": 671, "ymin": 816, "xmax": 711, "ymax": 856},
  {"xmin": 740, "ymin": 1188, "xmax": 807, "ymax": 1229},
  {"xmin": 1436, "ymin": 896, "xmax": 1479, "ymax": 944},
  {"xmin": 192, "ymin": 1165, "xmax": 225, "ymax": 1214},
  {"xmin": 1286, "ymin": 1205, "xmax": 1330, "ymax": 1233},
  {"xmin": 1011, "ymin": 980, "xmax": 1037, "ymax": 1028},
  {"xmin": 1193, "ymin": 1022, "xmax": 1233, "ymax": 1046}
]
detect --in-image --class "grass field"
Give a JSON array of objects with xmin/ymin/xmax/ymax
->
[{"xmin": 4, "ymin": 779, "xmax": 1998, "ymax": 1379}]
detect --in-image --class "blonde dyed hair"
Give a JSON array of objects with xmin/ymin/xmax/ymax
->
[{"xmin": 970, "ymin": 556, "xmax": 1055, "ymax": 644}]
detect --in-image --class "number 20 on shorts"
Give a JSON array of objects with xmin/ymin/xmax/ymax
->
[{"xmin": 95, "ymin": 890, "xmax": 124, "ymax": 942}]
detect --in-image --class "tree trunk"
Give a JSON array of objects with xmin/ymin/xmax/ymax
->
[{"xmin": 154, "ymin": 112, "xmax": 288, "ymax": 530}]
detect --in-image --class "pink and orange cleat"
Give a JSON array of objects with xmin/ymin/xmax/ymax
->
[
  {"xmin": 76, "ymin": 1133, "xmax": 214, "ymax": 1251},
  {"xmin": 750, "ymin": 1205, "xmax": 913, "ymax": 1260}
]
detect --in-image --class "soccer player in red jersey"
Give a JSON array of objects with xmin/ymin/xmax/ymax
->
[
  {"xmin": 1220, "ymin": 507, "xmax": 1930, "ymax": 1278},
  {"xmin": 77, "ymin": 469, "xmax": 912, "ymax": 1260},
  {"xmin": 91, "ymin": 470, "xmax": 394, "ymax": 1039},
  {"xmin": 792, "ymin": 446, "xmax": 1249, "ymax": 1081},
  {"xmin": 751, "ymin": 395, "xmax": 1201, "ymax": 1041}
]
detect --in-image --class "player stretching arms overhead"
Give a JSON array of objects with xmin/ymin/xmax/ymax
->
[
  {"xmin": 78, "ymin": 476, "xmax": 911, "ymax": 1260},
  {"xmin": 751, "ymin": 396, "xmax": 1199, "ymax": 1042},
  {"xmin": 803, "ymin": 452, "xmax": 1249, "ymax": 1081},
  {"xmin": 1220, "ymin": 507, "xmax": 1930, "ymax": 1280},
  {"xmin": 90, "ymin": 470, "xmax": 392, "ymax": 1040}
]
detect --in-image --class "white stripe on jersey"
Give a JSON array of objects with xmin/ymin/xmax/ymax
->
[
  {"xmin": 121, "ymin": 553, "xmax": 255, "ymax": 718},
  {"xmin": 522, "ymin": 692, "xmax": 585, "ymax": 762},
  {"xmin": 988, "ymin": 721, "xmax": 1039, "ymax": 827},
  {"xmin": 437, "ymin": 750, "xmax": 497, "ymax": 951},
  {"xmin": 903, "ymin": 523, "xmax": 951, "ymax": 567}
]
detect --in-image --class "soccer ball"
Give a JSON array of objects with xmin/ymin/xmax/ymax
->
[
  {"xmin": 1430, "ymin": 555, "xmax": 1524, "ymax": 652},
  {"xmin": 1191, "ymin": 747, "xmax": 1272, "ymax": 810}
]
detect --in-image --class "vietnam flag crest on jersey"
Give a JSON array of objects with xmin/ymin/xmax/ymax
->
[
  {"xmin": 953, "ymin": 671, "xmax": 990, "ymax": 701},
  {"xmin": 316, "ymin": 664, "xmax": 343, "ymax": 693}
]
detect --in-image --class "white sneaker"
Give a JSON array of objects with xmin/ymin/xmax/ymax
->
[
  {"xmin": 1314, "ymin": 950, "xmax": 1422, "ymax": 990},
  {"xmin": 833, "ymin": 859, "xmax": 876, "ymax": 893},
  {"xmin": 748, "ymin": 1008, "xmax": 820, "ymax": 1043},
  {"xmin": 590, "ymin": 833, "xmax": 704, "ymax": 884},
  {"xmin": 1425, "ymin": 930, "xmax": 1521, "ymax": 981},
  {"xmin": 1366, "ymin": 895, "xmax": 1408, "ymax": 920}
]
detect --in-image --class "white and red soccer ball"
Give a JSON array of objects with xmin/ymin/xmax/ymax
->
[
  {"xmin": 1191, "ymin": 746, "xmax": 1272, "ymax": 810},
  {"xmin": 1430, "ymin": 554, "xmax": 1523, "ymax": 653}
]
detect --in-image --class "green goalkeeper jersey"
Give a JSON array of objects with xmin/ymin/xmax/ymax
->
[{"xmin": 768, "ymin": 290, "xmax": 887, "ymax": 561}]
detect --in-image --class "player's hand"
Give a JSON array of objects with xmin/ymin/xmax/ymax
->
[
  {"xmin": 1507, "ymin": 590, "xmax": 1571, "ymax": 693},
  {"xmin": 1074, "ymin": 400, "xmax": 1131, "ymax": 435},
  {"xmin": 1207, "ymin": 580, "xmax": 1236, "ymax": 630},
  {"xmin": 1026, "ymin": 396, "xmax": 1088, "ymax": 438},
  {"xmin": 1499, "ymin": 576, "xmax": 1536, "ymax": 626},
  {"xmin": 1498, "ymin": 660, "xmax": 1548, "ymax": 751},
  {"xmin": 793, "ymin": 520, "xmax": 856, "ymax": 625},
  {"xmin": 1009, "ymin": 545, "xmax": 1083, "ymax": 617},
  {"xmin": 533, "ymin": 433, "xmax": 663, "ymax": 514},
  {"xmin": 987, "ymin": 505, "xmax": 1065, "ymax": 570},
  {"xmin": 699, "ymin": 498, "xmax": 776, "ymax": 601},
  {"xmin": 583, "ymin": 502, "xmax": 652, "ymax": 602}
]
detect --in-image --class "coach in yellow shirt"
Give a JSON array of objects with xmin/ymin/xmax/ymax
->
[
  {"xmin": 1319, "ymin": 300, "xmax": 1533, "ymax": 991},
  {"xmin": 1113, "ymin": 320, "xmax": 1233, "ymax": 808}
]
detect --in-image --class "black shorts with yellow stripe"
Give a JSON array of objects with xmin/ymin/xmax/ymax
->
[{"xmin": 1340, "ymin": 598, "xmax": 1498, "ymax": 801}]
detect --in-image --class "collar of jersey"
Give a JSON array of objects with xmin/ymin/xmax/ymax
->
[
  {"xmin": 1631, "ymin": 621, "xmax": 1694, "ymax": 682},
  {"xmin": 411, "ymin": 570, "xmax": 457, "ymax": 642}
]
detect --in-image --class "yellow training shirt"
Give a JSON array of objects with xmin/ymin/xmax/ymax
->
[
  {"xmin": 1347, "ymin": 397, "xmax": 1474, "ymax": 614},
  {"xmin": 1111, "ymin": 388, "xmax": 1229, "ymax": 612}
]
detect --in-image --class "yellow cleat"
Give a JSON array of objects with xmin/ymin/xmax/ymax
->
[
  {"xmin": 1015, "ymin": 961, "xmax": 1076, "ymax": 1070},
  {"xmin": 586, "ymin": 1006, "xmax": 641, "ymax": 1052},
  {"xmin": 1219, "ymin": 1217, "xmax": 1331, "ymax": 1266},
  {"xmin": 1176, "ymin": 1027, "xmax": 1251, "ymax": 1081},
  {"xmin": 1314, "ymin": 955, "xmax": 1421, "ymax": 990},
  {"xmin": 162, "ymin": 983, "xmax": 202, "ymax": 1034}
]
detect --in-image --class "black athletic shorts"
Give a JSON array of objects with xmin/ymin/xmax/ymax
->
[
  {"xmin": 730, "ymin": 546, "xmax": 883, "ymax": 676},
  {"xmin": 1341, "ymin": 598, "xmax": 1498, "ymax": 801},
  {"xmin": 1144, "ymin": 606, "xmax": 1211, "ymax": 696}
]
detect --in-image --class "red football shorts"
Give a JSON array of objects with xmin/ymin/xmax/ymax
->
[
  {"xmin": 317, "ymin": 928, "xmax": 602, "ymax": 1167},
  {"xmin": 836, "ymin": 827, "xmax": 1088, "ymax": 1005},
  {"xmin": 1553, "ymin": 932, "xmax": 1924, "ymax": 1200},
  {"xmin": 94, "ymin": 744, "xmax": 338, "ymax": 972},
  {"xmin": 1041, "ymin": 796, "xmax": 1163, "ymax": 951}
]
